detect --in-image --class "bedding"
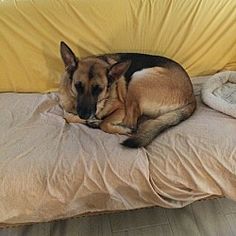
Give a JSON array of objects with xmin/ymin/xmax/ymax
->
[
  {"xmin": 0, "ymin": 75, "xmax": 236, "ymax": 226},
  {"xmin": 201, "ymin": 71, "xmax": 236, "ymax": 118}
]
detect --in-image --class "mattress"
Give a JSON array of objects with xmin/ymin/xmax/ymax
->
[{"xmin": 0, "ymin": 75, "xmax": 236, "ymax": 226}]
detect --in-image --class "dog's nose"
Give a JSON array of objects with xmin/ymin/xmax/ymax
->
[
  {"xmin": 77, "ymin": 106, "xmax": 96, "ymax": 120},
  {"xmin": 77, "ymin": 110, "xmax": 91, "ymax": 120}
]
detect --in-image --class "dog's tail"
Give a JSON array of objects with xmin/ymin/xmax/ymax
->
[{"xmin": 122, "ymin": 100, "xmax": 196, "ymax": 148}]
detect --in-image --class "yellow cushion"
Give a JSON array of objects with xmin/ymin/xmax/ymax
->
[{"xmin": 0, "ymin": 0, "xmax": 235, "ymax": 92}]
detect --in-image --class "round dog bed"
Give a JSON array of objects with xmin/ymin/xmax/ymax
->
[{"xmin": 201, "ymin": 71, "xmax": 236, "ymax": 118}]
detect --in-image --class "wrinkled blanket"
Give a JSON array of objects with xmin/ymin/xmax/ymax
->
[
  {"xmin": 201, "ymin": 71, "xmax": 236, "ymax": 118},
  {"xmin": 0, "ymin": 76, "xmax": 236, "ymax": 226}
]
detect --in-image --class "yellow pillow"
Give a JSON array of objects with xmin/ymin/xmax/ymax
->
[{"xmin": 0, "ymin": 0, "xmax": 235, "ymax": 92}]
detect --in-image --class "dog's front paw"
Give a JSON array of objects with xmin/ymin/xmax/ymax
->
[
  {"xmin": 64, "ymin": 112, "xmax": 85, "ymax": 124},
  {"xmin": 64, "ymin": 112, "xmax": 74, "ymax": 123},
  {"xmin": 86, "ymin": 118, "xmax": 102, "ymax": 129}
]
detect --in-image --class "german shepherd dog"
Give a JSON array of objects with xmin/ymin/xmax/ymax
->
[{"xmin": 59, "ymin": 42, "xmax": 196, "ymax": 148}]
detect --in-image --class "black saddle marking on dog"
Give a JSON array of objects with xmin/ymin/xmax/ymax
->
[{"xmin": 116, "ymin": 53, "xmax": 186, "ymax": 82}]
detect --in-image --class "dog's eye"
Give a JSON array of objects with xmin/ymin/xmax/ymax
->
[
  {"xmin": 75, "ymin": 82, "xmax": 84, "ymax": 94},
  {"xmin": 92, "ymin": 85, "xmax": 103, "ymax": 96}
]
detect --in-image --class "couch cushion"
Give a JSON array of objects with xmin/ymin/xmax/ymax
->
[
  {"xmin": 0, "ymin": 0, "xmax": 235, "ymax": 92},
  {"xmin": 0, "ymin": 76, "xmax": 236, "ymax": 226},
  {"xmin": 0, "ymin": 93, "xmax": 163, "ymax": 225}
]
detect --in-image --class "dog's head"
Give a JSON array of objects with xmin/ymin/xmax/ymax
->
[{"xmin": 60, "ymin": 42, "xmax": 130, "ymax": 119}]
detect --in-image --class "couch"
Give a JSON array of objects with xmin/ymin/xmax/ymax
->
[{"xmin": 0, "ymin": 0, "xmax": 235, "ymax": 227}]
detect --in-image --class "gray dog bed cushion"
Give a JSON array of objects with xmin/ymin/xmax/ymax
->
[{"xmin": 201, "ymin": 71, "xmax": 236, "ymax": 118}]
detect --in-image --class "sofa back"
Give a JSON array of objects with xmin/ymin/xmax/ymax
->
[{"xmin": 0, "ymin": 0, "xmax": 235, "ymax": 92}]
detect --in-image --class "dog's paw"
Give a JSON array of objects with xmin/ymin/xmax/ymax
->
[
  {"xmin": 64, "ymin": 113, "xmax": 74, "ymax": 123},
  {"xmin": 112, "ymin": 124, "xmax": 133, "ymax": 136},
  {"xmin": 86, "ymin": 119, "xmax": 102, "ymax": 129},
  {"xmin": 117, "ymin": 123, "xmax": 137, "ymax": 133},
  {"xmin": 64, "ymin": 112, "xmax": 85, "ymax": 124}
]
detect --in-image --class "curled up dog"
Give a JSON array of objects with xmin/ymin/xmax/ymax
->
[{"xmin": 59, "ymin": 42, "xmax": 196, "ymax": 148}]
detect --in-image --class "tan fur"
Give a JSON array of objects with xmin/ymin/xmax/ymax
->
[
  {"xmin": 122, "ymin": 66, "xmax": 195, "ymax": 128},
  {"xmin": 96, "ymin": 78, "xmax": 131, "ymax": 135}
]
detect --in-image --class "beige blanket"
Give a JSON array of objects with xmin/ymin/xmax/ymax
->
[{"xmin": 0, "ymin": 76, "xmax": 236, "ymax": 226}]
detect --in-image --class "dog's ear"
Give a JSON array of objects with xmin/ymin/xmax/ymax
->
[
  {"xmin": 108, "ymin": 60, "xmax": 131, "ymax": 85},
  {"xmin": 98, "ymin": 56, "xmax": 118, "ymax": 65},
  {"xmin": 60, "ymin": 41, "xmax": 78, "ymax": 73},
  {"xmin": 106, "ymin": 57, "xmax": 118, "ymax": 65}
]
